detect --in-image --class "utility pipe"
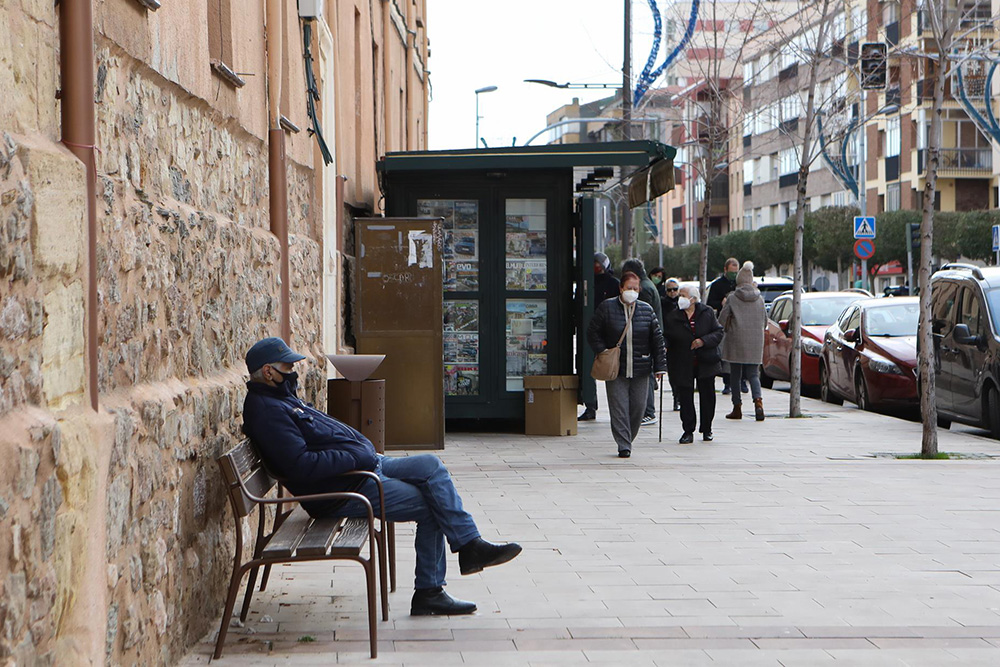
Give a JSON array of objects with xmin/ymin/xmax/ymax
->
[
  {"xmin": 60, "ymin": 0, "xmax": 99, "ymax": 411},
  {"xmin": 265, "ymin": 0, "xmax": 291, "ymax": 343}
]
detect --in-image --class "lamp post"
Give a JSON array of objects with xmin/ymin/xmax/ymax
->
[{"xmin": 475, "ymin": 85, "xmax": 497, "ymax": 148}]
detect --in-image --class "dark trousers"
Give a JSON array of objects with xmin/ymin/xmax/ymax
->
[{"xmin": 675, "ymin": 376, "xmax": 717, "ymax": 434}]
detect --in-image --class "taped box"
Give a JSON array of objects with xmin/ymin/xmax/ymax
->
[{"xmin": 523, "ymin": 375, "xmax": 579, "ymax": 436}]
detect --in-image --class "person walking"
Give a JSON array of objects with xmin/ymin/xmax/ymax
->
[
  {"xmin": 707, "ymin": 257, "xmax": 744, "ymax": 396},
  {"xmin": 587, "ymin": 271, "xmax": 667, "ymax": 458},
  {"xmin": 649, "ymin": 266, "xmax": 668, "ymax": 304},
  {"xmin": 664, "ymin": 285, "xmax": 724, "ymax": 443},
  {"xmin": 580, "ymin": 253, "xmax": 622, "ymax": 421},
  {"xmin": 621, "ymin": 258, "xmax": 662, "ymax": 426},
  {"xmin": 662, "ymin": 278, "xmax": 682, "ymax": 412},
  {"xmin": 718, "ymin": 261, "xmax": 767, "ymax": 422}
]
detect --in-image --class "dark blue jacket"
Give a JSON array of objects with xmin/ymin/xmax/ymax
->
[{"xmin": 242, "ymin": 380, "xmax": 378, "ymax": 516}]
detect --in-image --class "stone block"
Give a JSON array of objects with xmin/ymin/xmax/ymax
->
[
  {"xmin": 16, "ymin": 446, "xmax": 39, "ymax": 499},
  {"xmin": 41, "ymin": 280, "xmax": 86, "ymax": 409},
  {"xmin": 0, "ymin": 297, "xmax": 28, "ymax": 340},
  {"xmin": 38, "ymin": 476, "xmax": 62, "ymax": 561},
  {"xmin": 21, "ymin": 137, "xmax": 85, "ymax": 278}
]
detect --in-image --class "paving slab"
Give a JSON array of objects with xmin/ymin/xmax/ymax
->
[{"xmin": 181, "ymin": 385, "xmax": 1000, "ymax": 664}]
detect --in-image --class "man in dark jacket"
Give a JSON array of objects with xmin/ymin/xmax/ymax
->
[
  {"xmin": 581, "ymin": 253, "xmax": 621, "ymax": 420},
  {"xmin": 621, "ymin": 258, "xmax": 662, "ymax": 425},
  {"xmin": 242, "ymin": 337, "xmax": 521, "ymax": 616},
  {"xmin": 706, "ymin": 257, "xmax": 740, "ymax": 395}
]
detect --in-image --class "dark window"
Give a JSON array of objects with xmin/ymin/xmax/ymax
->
[
  {"xmin": 932, "ymin": 281, "xmax": 959, "ymax": 335},
  {"xmin": 959, "ymin": 287, "xmax": 985, "ymax": 337}
]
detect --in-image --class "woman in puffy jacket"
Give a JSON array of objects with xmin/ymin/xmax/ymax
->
[{"xmin": 587, "ymin": 272, "xmax": 667, "ymax": 458}]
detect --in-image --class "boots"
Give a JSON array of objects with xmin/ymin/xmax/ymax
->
[
  {"xmin": 725, "ymin": 403, "xmax": 742, "ymax": 420},
  {"xmin": 754, "ymin": 398, "xmax": 765, "ymax": 422}
]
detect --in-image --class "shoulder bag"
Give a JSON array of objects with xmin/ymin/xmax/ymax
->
[{"xmin": 591, "ymin": 305, "xmax": 633, "ymax": 381}]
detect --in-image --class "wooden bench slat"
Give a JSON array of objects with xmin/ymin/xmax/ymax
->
[
  {"xmin": 330, "ymin": 518, "xmax": 370, "ymax": 555},
  {"xmin": 263, "ymin": 507, "xmax": 312, "ymax": 558},
  {"xmin": 296, "ymin": 517, "xmax": 347, "ymax": 557}
]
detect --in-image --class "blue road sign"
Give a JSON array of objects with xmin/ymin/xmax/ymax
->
[
  {"xmin": 993, "ymin": 224, "xmax": 999, "ymax": 252},
  {"xmin": 854, "ymin": 239, "xmax": 875, "ymax": 260},
  {"xmin": 854, "ymin": 216, "xmax": 876, "ymax": 239}
]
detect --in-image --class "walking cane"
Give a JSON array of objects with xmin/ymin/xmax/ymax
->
[{"xmin": 658, "ymin": 374, "xmax": 663, "ymax": 442}]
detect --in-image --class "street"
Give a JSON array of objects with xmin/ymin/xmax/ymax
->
[{"xmin": 183, "ymin": 384, "xmax": 1000, "ymax": 666}]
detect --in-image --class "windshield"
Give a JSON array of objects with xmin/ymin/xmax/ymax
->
[
  {"xmin": 864, "ymin": 303, "xmax": 919, "ymax": 337},
  {"xmin": 987, "ymin": 288, "xmax": 1000, "ymax": 335},
  {"xmin": 760, "ymin": 286, "xmax": 792, "ymax": 303},
  {"xmin": 801, "ymin": 297, "xmax": 861, "ymax": 326}
]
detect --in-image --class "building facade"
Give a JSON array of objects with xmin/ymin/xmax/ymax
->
[{"xmin": 0, "ymin": 1, "xmax": 429, "ymax": 664}]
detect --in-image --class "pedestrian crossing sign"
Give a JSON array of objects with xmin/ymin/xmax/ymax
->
[
  {"xmin": 853, "ymin": 216, "xmax": 876, "ymax": 239},
  {"xmin": 993, "ymin": 224, "xmax": 999, "ymax": 252}
]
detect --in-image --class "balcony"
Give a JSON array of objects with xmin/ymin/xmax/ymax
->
[
  {"xmin": 917, "ymin": 148, "xmax": 992, "ymax": 176},
  {"xmin": 778, "ymin": 63, "xmax": 798, "ymax": 82},
  {"xmin": 885, "ymin": 21, "xmax": 899, "ymax": 47},
  {"xmin": 779, "ymin": 172, "xmax": 799, "ymax": 189}
]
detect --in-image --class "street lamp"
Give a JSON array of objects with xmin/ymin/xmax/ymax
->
[
  {"xmin": 475, "ymin": 85, "xmax": 497, "ymax": 148},
  {"xmin": 524, "ymin": 79, "xmax": 620, "ymax": 90}
]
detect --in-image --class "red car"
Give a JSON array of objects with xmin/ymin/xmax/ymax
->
[
  {"xmin": 761, "ymin": 292, "xmax": 865, "ymax": 390},
  {"xmin": 819, "ymin": 297, "xmax": 919, "ymax": 410}
]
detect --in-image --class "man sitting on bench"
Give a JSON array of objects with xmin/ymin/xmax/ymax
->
[{"xmin": 242, "ymin": 337, "xmax": 522, "ymax": 616}]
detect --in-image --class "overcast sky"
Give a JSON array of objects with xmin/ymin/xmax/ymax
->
[{"xmin": 427, "ymin": 1, "xmax": 658, "ymax": 150}]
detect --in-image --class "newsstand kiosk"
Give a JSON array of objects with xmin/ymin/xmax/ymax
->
[{"xmin": 374, "ymin": 141, "xmax": 676, "ymax": 427}]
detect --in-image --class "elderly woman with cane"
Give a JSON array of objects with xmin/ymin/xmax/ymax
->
[
  {"xmin": 718, "ymin": 261, "xmax": 767, "ymax": 421},
  {"xmin": 587, "ymin": 271, "xmax": 667, "ymax": 458},
  {"xmin": 663, "ymin": 285, "xmax": 724, "ymax": 443}
]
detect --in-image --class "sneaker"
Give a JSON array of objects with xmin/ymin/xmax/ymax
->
[
  {"xmin": 578, "ymin": 408, "xmax": 596, "ymax": 421},
  {"xmin": 641, "ymin": 415, "xmax": 658, "ymax": 426}
]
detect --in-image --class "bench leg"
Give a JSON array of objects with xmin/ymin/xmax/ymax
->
[
  {"xmin": 239, "ymin": 565, "xmax": 261, "ymax": 623},
  {"xmin": 259, "ymin": 563, "xmax": 273, "ymax": 592},
  {"xmin": 375, "ymin": 532, "xmax": 389, "ymax": 621},
  {"xmin": 214, "ymin": 560, "xmax": 249, "ymax": 660},
  {"xmin": 388, "ymin": 522, "xmax": 397, "ymax": 592}
]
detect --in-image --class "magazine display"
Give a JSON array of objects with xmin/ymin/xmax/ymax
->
[
  {"xmin": 505, "ymin": 299, "xmax": 547, "ymax": 391},
  {"xmin": 421, "ymin": 198, "xmax": 479, "ymax": 292},
  {"xmin": 443, "ymin": 300, "xmax": 480, "ymax": 396}
]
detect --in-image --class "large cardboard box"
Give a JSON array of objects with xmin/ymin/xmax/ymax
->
[{"xmin": 523, "ymin": 375, "xmax": 579, "ymax": 436}]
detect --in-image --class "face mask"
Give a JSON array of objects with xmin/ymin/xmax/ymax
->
[
  {"xmin": 677, "ymin": 297, "xmax": 692, "ymax": 311},
  {"xmin": 621, "ymin": 290, "xmax": 639, "ymax": 304},
  {"xmin": 271, "ymin": 368, "xmax": 298, "ymax": 386},
  {"xmin": 726, "ymin": 271, "xmax": 737, "ymax": 282},
  {"xmin": 651, "ymin": 275, "xmax": 662, "ymax": 285}
]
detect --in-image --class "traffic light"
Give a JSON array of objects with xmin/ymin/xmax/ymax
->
[
  {"xmin": 860, "ymin": 42, "xmax": 888, "ymax": 90},
  {"xmin": 908, "ymin": 222, "xmax": 921, "ymax": 252}
]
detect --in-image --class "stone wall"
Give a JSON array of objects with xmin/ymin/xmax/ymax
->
[{"xmin": 0, "ymin": 9, "xmax": 324, "ymax": 667}]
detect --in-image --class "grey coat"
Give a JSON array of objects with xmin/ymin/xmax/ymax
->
[{"xmin": 718, "ymin": 284, "xmax": 766, "ymax": 364}]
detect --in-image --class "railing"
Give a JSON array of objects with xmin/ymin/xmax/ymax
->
[{"xmin": 917, "ymin": 148, "xmax": 992, "ymax": 173}]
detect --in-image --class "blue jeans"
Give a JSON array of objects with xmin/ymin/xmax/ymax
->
[{"xmin": 339, "ymin": 454, "xmax": 480, "ymax": 590}]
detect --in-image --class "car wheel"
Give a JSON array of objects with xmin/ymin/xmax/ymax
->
[
  {"xmin": 759, "ymin": 365, "xmax": 774, "ymax": 389},
  {"xmin": 937, "ymin": 415, "xmax": 951, "ymax": 430},
  {"xmin": 988, "ymin": 386, "xmax": 1000, "ymax": 440},
  {"xmin": 854, "ymin": 367, "xmax": 871, "ymax": 411},
  {"xmin": 820, "ymin": 362, "xmax": 843, "ymax": 406}
]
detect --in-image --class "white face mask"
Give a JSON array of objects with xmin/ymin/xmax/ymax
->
[
  {"xmin": 677, "ymin": 297, "xmax": 692, "ymax": 311},
  {"xmin": 621, "ymin": 289, "xmax": 639, "ymax": 304}
]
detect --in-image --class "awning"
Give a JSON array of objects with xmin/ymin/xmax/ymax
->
[{"xmin": 628, "ymin": 158, "xmax": 675, "ymax": 208}]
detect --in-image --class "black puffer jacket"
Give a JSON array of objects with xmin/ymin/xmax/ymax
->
[
  {"xmin": 587, "ymin": 298, "xmax": 667, "ymax": 377},
  {"xmin": 663, "ymin": 303, "xmax": 725, "ymax": 388}
]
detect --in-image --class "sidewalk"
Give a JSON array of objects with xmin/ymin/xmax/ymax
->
[{"xmin": 182, "ymin": 386, "xmax": 1000, "ymax": 666}]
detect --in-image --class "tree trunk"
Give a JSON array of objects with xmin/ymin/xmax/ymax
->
[
  {"xmin": 918, "ymin": 53, "xmax": 947, "ymax": 458},
  {"xmin": 699, "ymin": 179, "xmax": 711, "ymax": 297}
]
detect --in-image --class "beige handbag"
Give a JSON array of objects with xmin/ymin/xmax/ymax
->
[{"xmin": 591, "ymin": 306, "xmax": 633, "ymax": 381}]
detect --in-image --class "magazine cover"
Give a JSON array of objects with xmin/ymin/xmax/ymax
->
[
  {"xmin": 524, "ymin": 259, "xmax": 546, "ymax": 291},
  {"xmin": 527, "ymin": 232, "xmax": 547, "ymax": 256},
  {"xmin": 506, "ymin": 300, "xmax": 547, "ymax": 332},
  {"xmin": 505, "ymin": 215, "xmax": 529, "ymax": 232},
  {"xmin": 444, "ymin": 300, "xmax": 479, "ymax": 332},
  {"xmin": 505, "ymin": 232, "xmax": 528, "ymax": 258},
  {"xmin": 452, "ymin": 261, "xmax": 479, "ymax": 290},
  {"xmin": 452, "ymin": 230, "xmax": 478, "ymax": 259},
  {"xmin": 445, "ymin": 364, "xmax": 479, "ymax": 396},
  {"xmin": 527, "ymin": 354, "xmax": 547, "ymax": 375},
  {"xmin": 505, "ymin": 350, "xmax": 527, "ymax": 376},
  {"xmin": 418, "ymin": 199, "xmax": 455, "ymax": 228},
  {"xmin": 454, "ymin": 200, "xmax": 479, "ymax": 228},
  {"xmin": 505, "ymin": 260, "xmax": 525, "ymax": 290}
]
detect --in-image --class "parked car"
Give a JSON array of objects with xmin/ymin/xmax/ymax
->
[
  {"xmin": 761, "ymin": 292, "xmax": 866, "ymax": 389},
  {"xmin": 820, "ymin": 297, "xmax": 919, "ymax": 410},
  {"xmin": 929, "ymin": 264, "xmax": 1000, "ymax": 437},
  {"xmin": 758, "ymin": 277, "xmax": 795, "ymax": 314}
]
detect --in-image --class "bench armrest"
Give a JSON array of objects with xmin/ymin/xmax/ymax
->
[
  {"xmin": 236, "ymin": 474, "xmax": 375, "ymax": 524},
  {"xmin": 336, "ymin": 471, "xmax": 387, "ymax": 527}
]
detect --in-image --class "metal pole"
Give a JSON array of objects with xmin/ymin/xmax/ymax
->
[
  {"xmin": 475, "ymin": 92, "xmax": 480, "ymax": 148},
  {"xmin": 623, "ymin": 0, "xmax": 632, "ymax": 141},
  {"xmin": 859, "ymin": 87, "xmax": 868, "ymax": 292},
  {"xmin": 906, "ymin": 223, "xmax": 915, "ymax": 295}
]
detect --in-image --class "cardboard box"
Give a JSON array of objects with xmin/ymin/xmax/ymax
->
[{"xmin": 523, "ymin": 375, "xmax": 579, "ymax": 436}]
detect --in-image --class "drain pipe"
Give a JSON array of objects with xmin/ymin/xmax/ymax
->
[
  {"xmin": 266, "ymin": 0, "xmax": 291, "ymax": 343},
  {"xmin": 60, "ymin": 0, "xmax": 99, "ymax": 411}
]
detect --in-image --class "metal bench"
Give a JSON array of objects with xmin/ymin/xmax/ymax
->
[{"xmin": 214, "ymin": 439, "xmax": 390, "ymax": 659}]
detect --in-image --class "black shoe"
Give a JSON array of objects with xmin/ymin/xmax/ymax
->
[
  {"xmin": 578, "ymin": 408, "xmax": 596, "ymax": 421},
  {"xmin": 673, "ymin": 400, "xmax": 680, "ymax": 412},
  {"xmin": 703, "ymin": 432, "xmax": 714, "ymax": 441},
  {"xmin": 721, "ymin": 386, "xmax": 732, "ymax": 396},
  {"xmin": 679, "ymin": 432, "xmax": 694, "ymax": 444},
  {"xmin": 411, "ymin": 587, "xmax": 477, "ymax": 616},
  {"xmin": 618, "ymin": 449, "xmax": 631, "ymax": 458},
  {"xmin": 458, "ymin": 537, "xmax": 523, "ymax": 575}
]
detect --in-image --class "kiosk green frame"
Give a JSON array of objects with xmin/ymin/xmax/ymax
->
[{"xmin": 377, "ymin": 141, "xmax": 676, "ymax": 422}]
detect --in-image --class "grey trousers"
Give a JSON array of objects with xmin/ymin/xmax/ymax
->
[
  {"xmin": 729, "ymin": 363, "xmax": 762, "ymax": 403},
  {"xmin": 644, "ymin": 374, "xmax": 656, "ymax": 419},
  {"xmin": 606, "ymin": 374, "xmax": 649, "ymax": 452}
]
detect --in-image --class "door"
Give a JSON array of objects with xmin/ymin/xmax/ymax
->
[
  {"xmin": 828, "ymin": 305, "xmax": 857, "ymax": 394},
  {"xmin": 932, "ymin": 281, "xmax": 960, "ymax": 413},
  {"xmin": 952, "ymin": 286, "xmax": 987, "ymax": 419},
  {"xmin": 839, "ymin": 306, "xmax": 863, "ymax": 399},
  {"xmin": 576, "ymin": 199, "xmax": 597, "ymax": 412},
  {"xmin": 764, "ymin": 297, "xmax": 790, "ymax": 379}
]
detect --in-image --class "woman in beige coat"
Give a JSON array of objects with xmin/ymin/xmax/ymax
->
[{"xmin": 718, "ymin": 261, "xmax": 767, "ymax": 421}]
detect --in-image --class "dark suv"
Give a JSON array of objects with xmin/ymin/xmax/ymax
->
[{"xmin": 930, "ymin": 264, "xmax": 1000, "ymax": 438}]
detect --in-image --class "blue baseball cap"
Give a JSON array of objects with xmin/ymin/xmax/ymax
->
[{"xmin": 245, "ymin": 337, "xmax": 306, "ymax": 373}]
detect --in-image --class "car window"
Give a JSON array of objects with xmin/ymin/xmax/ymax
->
[
  {"xmin": 770, "ymin": 298, "xmax": 788, "ymax": 322},
  {"xmin": 846, "ymin": 307, "xmax": 861, "ymax": 332},
  {"xmin": 760, "ymin": 285, "xmax": 793, "ymax": 304},
  {"xmin": 800, "ymin": 297, "xmax": 862, "ymax": 326},
  {"xmin": 864, "ymin": 303, "xmax": 919, "ymax": 337},
  {"xmin": 986, "ymin": 288, "xmax": 1000, "ymax": 336},
  {"xmin": 932, "ymin": 281, "xmax": 959, "ymax": 335},
  {"xmin": 837, "ymin": 305, "xmax": 857, "ymax": 330},
  {"xmin": 959, "ymin": 288, "xmax": 985, "ymax": 337}
]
